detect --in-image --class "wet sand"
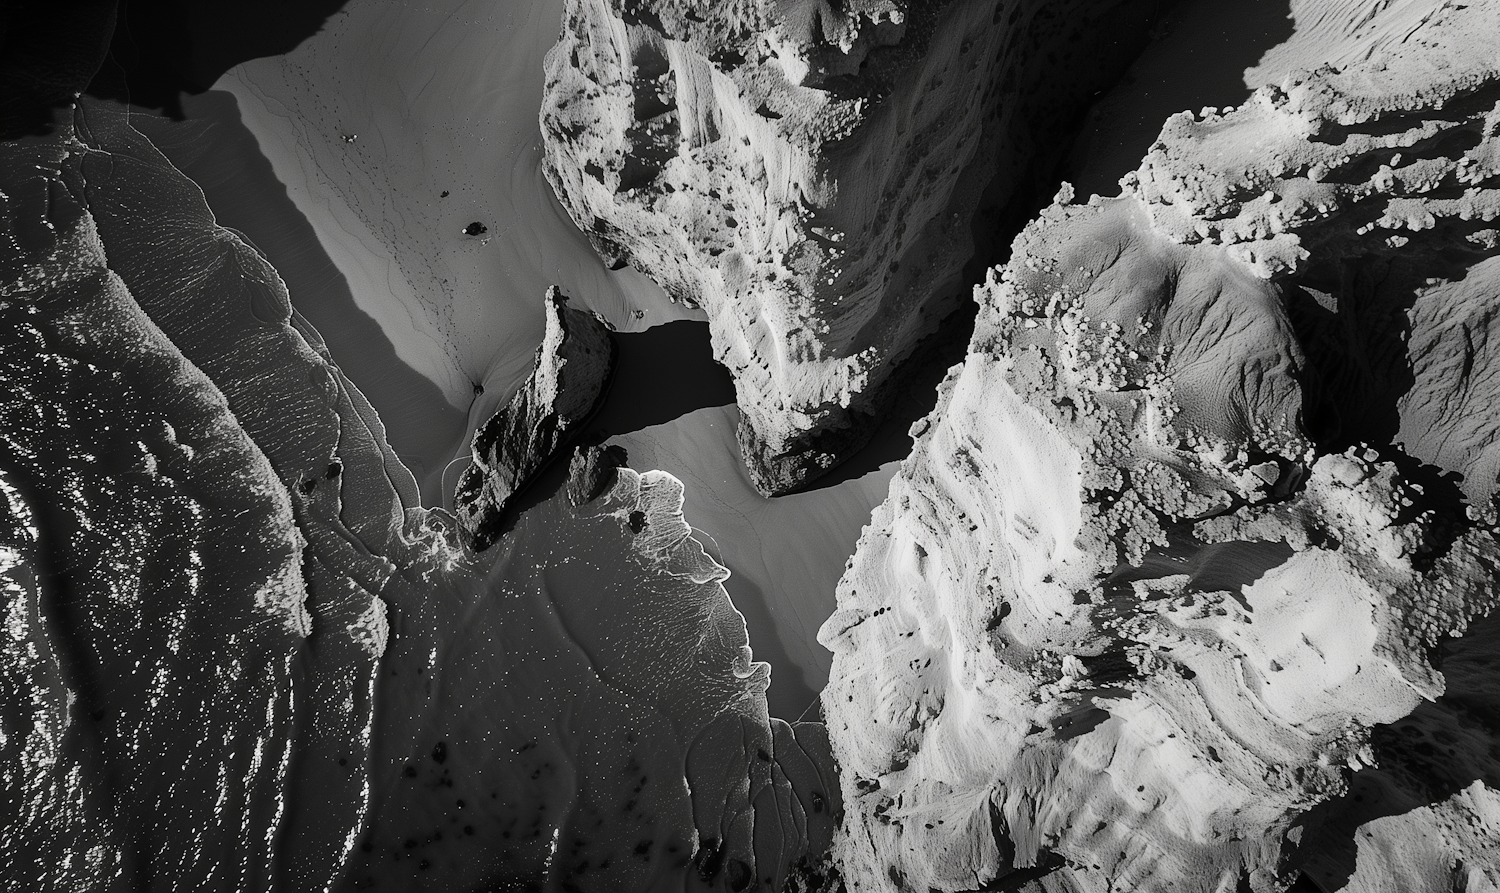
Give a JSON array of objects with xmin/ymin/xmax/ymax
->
[
  {"xmin": 133, "ymin": 92, "xmax": 467, "ymax": 506},
  {"xmin": 609, "ymin": 407, "xmax": 898, "ymax": 720}
]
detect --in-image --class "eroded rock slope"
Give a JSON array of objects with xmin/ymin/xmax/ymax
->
[
  {"xmin": 541, "ymin": 0, "xmax": 1166, "ymax": 493},
  {"xmin": 455, "ymin": 286, "xmax": 615, "ymax": 550},
  {"xmin": 822, "ymin": 3, "xmax": 1500, "ymax": 891}
]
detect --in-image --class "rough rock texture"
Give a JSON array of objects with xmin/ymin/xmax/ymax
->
[
  {"xmin": 541, "ymin": 0, "xmax": 1166, "ymax": 494},
  {"xmin": 0, "ymin": 97, "xmax": 836, "ymax": 892},
  {"xmin": 455, "ymin": 287, "xmax": 615, "ymax": 550},
  {"xmin": 822, "ymin": 4, "xmax": 1500, "ymax": 891},
  {"xmin": 567, "ymin": 443, "xmax": 629, "ymax": 507}
]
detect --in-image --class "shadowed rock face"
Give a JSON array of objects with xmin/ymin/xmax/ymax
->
[
  {"xmin": 455, "ymin": 288, "xmax": 616, "ymax": 550},
  {"xmin": 0, "ymin": 98, "xmax": 836, "ymax": 893},
  {"xmin": 540, "ymin": 0, "xmax": 1168, "ymax": 495},
  {"xmin": 821, "ymin": 3, "xmax": 1500, "ymax": 891},
  {"xmin": 567, "ymin": 443, "xmax": 629, "ymax": 507}
]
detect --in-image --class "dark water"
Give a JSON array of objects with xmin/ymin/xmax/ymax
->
[{"xmin": 0, "ymin": 0, "xmax": 117, "ymax": 138}]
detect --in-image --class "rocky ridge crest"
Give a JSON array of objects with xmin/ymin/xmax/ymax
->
[
  {"xmin": 541, "ymin": 0, "xmax": 1167, "ymax": 493},
  {"xmin": 821, "ymin": 4, "xmax": 1500, "ymax": 890}
]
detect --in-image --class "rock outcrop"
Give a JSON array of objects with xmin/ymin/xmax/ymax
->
[
  {"xmin": 541, "ymin": 0, "xmax": 1167, "ymax": 494},
  {"xmin": 821, "ymin": 3, "xmax": 1500, "ymax": 891},
  {"xmin": 567, "ymin": 442, "xmax": 629, "ymax": 507},
  {"xmin": 0, "ymin": 95, "xmax": 836, "ymax": 892},
  {"xmin": 455, "ymin": 287, "xmax": 615, "ymax": 550}
]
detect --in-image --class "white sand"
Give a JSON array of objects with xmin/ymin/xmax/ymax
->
[{"xmin": 218, "ymin": 0, "xmax": 702, "ymax": 499}]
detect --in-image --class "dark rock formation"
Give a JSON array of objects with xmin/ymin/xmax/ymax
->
[
  {"xmin": 454, "ymin": 287, "xmax": 615, "ymax": 550},
  {"xmin": 567, "ymin": 443, "xmax": 628, "ymax": 507},
  {"xmin": 541, "ymin": 0, "xmax": 1168, "ymax": 494}
]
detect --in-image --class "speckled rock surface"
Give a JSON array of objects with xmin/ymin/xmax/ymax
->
[
  {"xmin": 455, "ymin": 287, "xmax": 615, "ymax": 550},
  {"xmin": 541, "ymin": 0, "xmax": 1165, "ymax": 494},
  {"xmin": 821, "ymin": 3, "xmax": 1500, "ymax": 890}
]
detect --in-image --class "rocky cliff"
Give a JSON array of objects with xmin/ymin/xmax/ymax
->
[
  {"xmin": 455, "ymin": 287, "xmax": 615, "ymax": 550},
  {"xmin": 821, "ymin": 3, "xmax": 1500, "ymax": 890},
  {"xmin": 541, "ymin": 0, "xmax": 1167, "ymax": 494}
]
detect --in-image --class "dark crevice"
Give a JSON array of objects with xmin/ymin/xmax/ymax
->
[
  {"xmin": 804, "ymin": 0, "xmax": 1183, "ymax": 494},
  {"xmin": 1309, "ymin": 79, "xmax": 1500, "ymax": 146}
]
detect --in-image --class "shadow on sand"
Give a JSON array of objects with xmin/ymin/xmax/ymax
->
[
  {"xmin": 87, "ymin": 0, "xmax": 351, "ymax": 118},
  {"xmin": 1063, "ymin": 0, "xmax": 1295, "ymax": 199},
  {"xmin": 128, "ymin": 89, "xmax": 467, "ymax": 506}
]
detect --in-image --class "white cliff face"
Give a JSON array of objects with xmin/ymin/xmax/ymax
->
[
  {"xmin": 821, "ymin": 4, "xmax": 1500, "ymax": 890},
  {"xmin": 540, "ymin": 0, "xmax": 1168, "ymax": 494}
]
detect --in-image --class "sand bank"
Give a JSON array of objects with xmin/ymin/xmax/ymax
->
[{"xmin": 216, "ymin": 0, "xmax": 701, "ymax": 499}]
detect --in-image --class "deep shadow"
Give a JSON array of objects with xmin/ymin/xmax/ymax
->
[
  {"xmin": 583, "ymin": 321, "xmax": 738, "ymax": 442},
  {"xmin": 0, "ymin": 0, "xmax": 119, "ymax": 139},
  {"xmin": 803, "ymin": 2, "xmax": 1178, "ymax": 495},
  {"xmin": 1061, "ymin": 0, "xmax": 1295, "ymax": 199},
  {"xmin": 126, "ymin": 89, "xmax": 467, "ymax": 506},
  {"xmin": 1284, "ymin": 252, "xmax": 1416, "ymax": 457},
  {"xmin": 1185, "ymin": 540, "xmax": 1296, "ymax": 610},
  {"xmin": 959, "ymin": 852, "xmax": 1066, "ymax": 892},
  {"xmin": 803, "ymin": 1, "xmax": 1186, "ymax": 494},
  {"xmin": 804, "ymin": 299, "xmax": 978, "ymax": 492},
  {"xmin": 85, "ymin": 0, "xmax": 351, "ymax": 119},
  {"xmin": 496, "ymin": 446, "xmax": 576, "ymax": 536},
  {"xmin": 1287, "ymin": 226, "xmax": 1493, "ymax": 474}
]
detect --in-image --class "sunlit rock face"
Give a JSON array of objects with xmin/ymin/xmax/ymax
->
[
  {"xmin": 455, "ymin": 287, "xmax": 615, "ymax": 550},
  {"xmin": 0, "ymin": 98, "xmax": 835, "ymax": 892},
  {"xmin": 540, "ymin": 0, "xmax": 1166, "ymax": 494},
  {"xmin": 821, "ymin": 4, "xmax": 1500, "ymax": 891}
]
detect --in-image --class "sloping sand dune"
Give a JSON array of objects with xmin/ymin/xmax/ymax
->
[{"xmin": 216, "ymin": 0, "xmax": 700, "ymax": 498}]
